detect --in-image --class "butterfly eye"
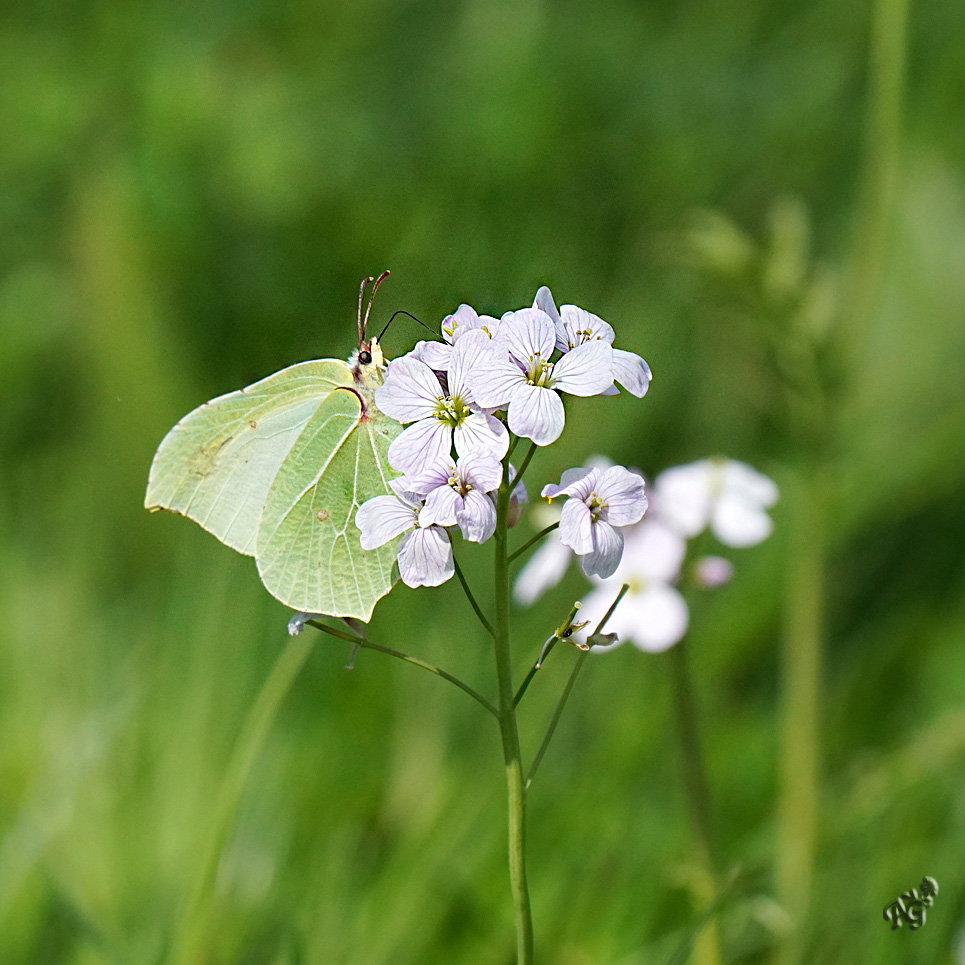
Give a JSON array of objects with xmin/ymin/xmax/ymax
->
[{"xmin": 359, "ymin": 350, "xmax": 373, "ymax": 365}]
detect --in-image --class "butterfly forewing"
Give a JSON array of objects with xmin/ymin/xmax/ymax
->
[
  {"xmin": 255, "ymin": 387, "xmax": 402, "ymax": 619},
  {"xmin": 146, "ymin": 360, "xmax": 355, "ymax": 555}
]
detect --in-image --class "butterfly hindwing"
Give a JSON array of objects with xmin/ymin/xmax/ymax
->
[{"xmin": 255, "ymin": 384, "xmax": 402, "ymax": 619}]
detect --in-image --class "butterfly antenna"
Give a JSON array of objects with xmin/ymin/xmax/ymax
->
[
  {"xmin": 378, "ymin": 309, "xmax": 436, "ymax": 342},
  {"xmin": 357, "ymin": 275, "xmax": 374, "ymax": 349},
  {"xmin": 361, "ymin": 269, "xmax": 391, "ymax": 341}
]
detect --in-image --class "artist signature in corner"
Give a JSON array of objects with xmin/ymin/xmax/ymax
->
[{"xmin": 883, "ymin": 876, "xmax": 939, "ymax": 931}]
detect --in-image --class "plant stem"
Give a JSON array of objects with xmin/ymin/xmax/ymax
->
[
  {"xmin": 170, "ymin": 632, "xmax": 314, "ymax": 965},
  {"xmin": 453, "ymin": 554, "xmax": 496, "ymax": 638},
  {"xmin": 526, "ymin": 650, "xmax": 587, "ymax": 791},
  {"xmin": 669, "ymin": 637, "xmax": 721, "ymax": 965},
  {"xmin": 306, "ymin": 620, "xmax": 497, "ymax": 717},
  {"xmin": 494, "ymin": 460, "xmax": 535, "ymax": 964},
  {"xmin": 508, "ymin": 442, "xmax": 538, "ymax": 493},
  {"xmin": 526, "ymin": 585, "xmax": 628, "ymax": 789},
  {"xmin": 508, "ymin": 522, "xmax": 560, "ymax": 564},
  {"xmin": 514, "ymin": 601, "xmax": 584, "ymax": 707}
]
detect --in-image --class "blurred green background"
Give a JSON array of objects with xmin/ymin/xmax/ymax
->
[{"xmin": 2, "ymin": 0, "xmax": 965, "ymax": 962}]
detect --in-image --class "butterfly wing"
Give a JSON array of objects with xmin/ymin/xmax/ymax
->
[
  {"xmin": 255, "ymin": 388, "xmax": 401, "ymax": 620},
  {"xmin": 146, "ymin": 357, "xmax": 403, "ymax": 619},
  {"xmin": 145, "ymin": 360, "xmax": 355, "ymax": 554}
]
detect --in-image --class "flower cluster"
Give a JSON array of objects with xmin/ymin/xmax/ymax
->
[
  {"xmin": 356, "ymin": 288, "xmax": 651, "ymax": 588},
  {"xmin": 515, "ymin": 457, "xmax": 778, "ymax": 652}
]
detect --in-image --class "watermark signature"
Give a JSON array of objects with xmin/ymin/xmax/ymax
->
[{"xmin": 883, "ymin": 876, "xmax": 939, "ymax": 931}]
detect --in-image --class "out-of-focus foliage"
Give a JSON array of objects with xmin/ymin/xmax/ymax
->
[{"xmin": 2, "ymin": 0, "xmax": 964, "ymax": 961}]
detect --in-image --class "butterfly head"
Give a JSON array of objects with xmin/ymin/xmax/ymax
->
[
  {"xmin": 351, "ymin": 336, "xmax": 388, "ymax": 388},
  {"xmin": 352, "ymin": 271, "xmax": 391, "ymax": 388}
]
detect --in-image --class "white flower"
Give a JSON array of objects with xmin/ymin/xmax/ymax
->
[
  {"xmin": 414, "ymin": 303, "xmax": 502, "ymax": 370},
  {"xmin": 355, "ymin": 481, "xmax": 454, "ymax": 588},
  {"xmin": 512, "ymin": 456, "xmax": 617, "ymax": 604},
  {"xmin": 542, "ymin": 465, "xmax": 648, "ymax": 578},
  {"xmin": 377, "ymin": 331, "xmax": 509, "ymax": 473},
  {"xmin": 533, "ymin": 286, "xmax": 652, "ymax": 398},
  {"xmin": 405, "ymin": 451, "xmax": 502, "ymax": 543},
  {"xmin": 580, "ymin": 518, "xmax": 690, "ymax": 653},
  {"xmin": 469, "ymin": 308, "xmax": 613, "ymax": 445},
  {"xmin": 654, "ymin": 458, "xmax": 778, "ymax": 547}
]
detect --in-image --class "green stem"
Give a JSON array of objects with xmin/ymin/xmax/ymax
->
[
  {"xmin": 453, "ymin": 554, "xmax": 496, "ymax": 638},
  {"xmin": 170, "ymin": 632, "xmax": 314, "ymax": 965},
  {"xmin": 669, "ymin": 637, "xmax": 722, "ymax": 965},
  {"xmin": 508, "ymin": 442, "xmax": 538, "ymax": 493},
  {"xmin": 508, "ymin": 522, "xmax": 560, "ymax": 564},
  {"xmin": 514, "ymin": 640, "xmax": 555, "ymax": 708},
  {"xmin": 506, "ymin": 433, "xmax": 520, "ymax": 465},
  {"xmin": 526, "ymin": 586, "xmax": 628, "ymax": 789},
  {"xmin": 307, "ymin": 620, "xmax": 497, "ymax": 717},
  {"xmin": 514, "ymin": 601, "xmax": 584, "ymax": 707},
  {"xmin": 526, "ymin": 650, "xmax": 588, "ymax": 791},
  {"xmin": 494, "ymin": 460, "xmax": 535, "ymax": 964}
]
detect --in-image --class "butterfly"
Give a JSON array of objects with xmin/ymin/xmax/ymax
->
[{"xmin": 145, "ymin": 273, "xmax": 403, "ymax": 621}]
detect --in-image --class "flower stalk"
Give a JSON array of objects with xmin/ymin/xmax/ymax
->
[{"xmin": 494, "ymin": 455, "xmax": 535, "ymax": 964}]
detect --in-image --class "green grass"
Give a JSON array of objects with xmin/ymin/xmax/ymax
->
[{"xmin": 3, "ymin": 0, "xmax": 965, "ymax": 960}]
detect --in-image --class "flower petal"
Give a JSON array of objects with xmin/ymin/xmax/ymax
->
[
  {"xmin": 653, "ymin": 461, "xmax": 713, "ymax": 537},
  {"xmin": 611, "ymin": 348, "xmax": 652, "ymax": 398},
  {"xmin": 387, "ymin": 418, "xmax": 452, "ymax": 474},
  {"xmin": 500, "ymin": 308, "xmax": 555, "ymax": 365},
  {"xmin": 558, "ymin": 305, "xmax": 615, "ymax": 351},
  {"xmin": 721, "ymin": 460, "xmax": 779, "ymax": 508},
  {"xmin": 412, "ymin": 339, "xmax": 452, "ymax": 371},
  {"xmin": 467, "ymin": 349, "xmax": 525, "ymax": 409},
  {"xmin": 457, "ymin": 488, "xmax": 497, "ymax": 542},
  {"xmin": 619, "ymin": 518, "xmax": 686, "ymax": 583},
  {"xmin": 541, "ymin": 466, "xmax": 598, "ymax": 502},
  {"xmin": 580, "ymin": 582, "xmax": 689, "ymax": 653},
  {"xmin": 376, "ymin": 356, "xmax": 444, "ymax": 422},
  {"xmin": 458, "ymin": 449, "xmax": 504, "ymax": 494},
  {"xmin": 356, "ymin": 494, "xmax": 417, "ymax": 549},
  {"xmin": 551, "ymin": 339, "xmax": 614, "ymax": 397},
  {"xmin": 626, "ymin": 584, "xmax": 689, "ymax": 652},
  {"xmin": 421, "ymin": 484, "xmax": 461, "ymax": 527},
  {"xmin": 579, "ymin": 520, "xmax": 624, "ymax": 578},
  {"xmin": 447, "ymin": 330, "xmax": 484, "ymax": 397},
  {"xmin": 596, "ymin": 466, "xmax": 648, "ymax": 527},
  {"xmin": 453, "ymin": 411, "xmax": 510, "ymax": 462},
  {"xmin": 397, "ymin": 527, "xmax": 454, "ymax": 587},
  {"xmin": 397, "ymin": 454, "xmax": 455, "ymax": 497},
  {"xmin": 507, "ymin": 383, "xmax": 565, "ymax": 445},
  {"xmin": 711, "ymin": 494, "xmax": 774, "ymax": 547},
  {"xmin": 440, "ymin": 304, "xmax": 479, "ymax": 344},
  {"xmin": 512, "ymin": 536, "xmax": 572, "ymax": 605},
  {"xmin": 558, "ymin": 498, "xmax": 594, "ymax": 555},
  {"xmin": 533, "ymin": 286, "xmax": 562, "ymax": 330}
]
